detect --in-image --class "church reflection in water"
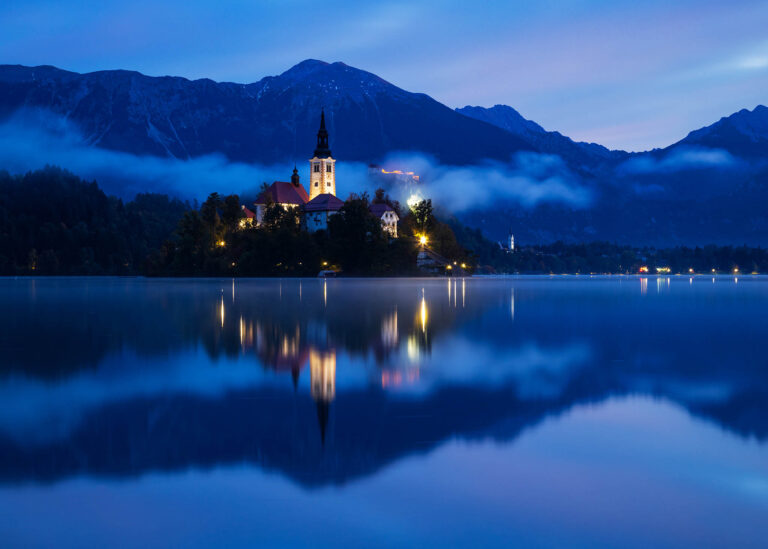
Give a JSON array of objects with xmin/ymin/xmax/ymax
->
[
  {"xmin": 1, "ymin": 276, "xmax": 766, "ymax": 489},
  {"xmin": 227, "ymin": 281, "xmax": 436, "ymax": 440}
]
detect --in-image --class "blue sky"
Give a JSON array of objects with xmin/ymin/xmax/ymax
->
[{"xmin": 2, "ymin": 0, "xmax": 767, "ymax": 151}]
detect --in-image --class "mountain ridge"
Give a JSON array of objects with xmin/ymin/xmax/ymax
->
[{"xmin": 0, "ymin": 60, "xmax": 767, "ymax": 245}]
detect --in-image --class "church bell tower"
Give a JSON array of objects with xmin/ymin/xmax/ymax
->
[{"xmin": 309, "ymin": 110, "xmax": 336, "ymax": 200}]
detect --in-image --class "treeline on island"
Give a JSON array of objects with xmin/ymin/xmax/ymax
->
[
  {"xmin": 0, "ymin": 167, "xmax": 469, "ymax": 276},
  {"xmin": 0, "ymin": 167, "xmax": 189, "ymax": 275},
  {"xmin": 1, "ymin": 167, "xmax": 767, "ymax": 276}
]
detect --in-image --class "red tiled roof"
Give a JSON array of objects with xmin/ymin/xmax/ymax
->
[
  {"xmin": 242, "ymin": 206, "xmax": 255, "ymax": 218},
  {"xmin": 369, "ymin": 203, "xmax": 397, "ymax": 217},
  {"xmin": 304, "ymin": 193, "xmax": 345, "ymax": 212},
  {"xmin": 254, "ymin": 181, "xmax": 309, "ymax": 206}
]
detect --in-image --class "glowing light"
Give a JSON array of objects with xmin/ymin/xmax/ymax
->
[
  {"xmin": 656, "ymin": 266, "xmax": 671, "ymax": 274},
  {"xmin": 323, "ymin": 279, "xmax": 327, "ymax": 308},
  {"xmin": 407, "ymin": 194, "xmax": 423, "ymax": 209},
  {"xmin": 220, "ymin": 296, "xmax": 225, "ymax": 328},
  {"xmin": 733, "ymin": 267, "xmax": 739, "ymax": 274},
  {"xmin": 217, "ymin": 240, "xmax": 226, "ymax": 247},
  {"xmin": 418, "ymin": 235, "xmax": 428, "ymax": 246},
  {"xmin": 420, "ymin": 290, "xmax": 428, "ymax": 334},
  {"xmin": 446, "ymin": 265, "xmax": 452, "ymax": 270},
  {"xmin": 510, "ymin": 288, "xmax": 515, "ymax": 320},
  {"xmin": 322, "ymin": 261, "xmax": 328, "ymax": 266},
  {"xmin": 688, "ymin": 268, "xmax": 694, "ymax": 273},
  {"xmin": 461, "ymin": 263, "xmax": 466, "ymax": 269},
  {"xmin": 639, "ymin": 266, "xmax": 649, "ymax": 273}
]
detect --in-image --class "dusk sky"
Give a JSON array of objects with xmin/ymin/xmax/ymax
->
[{"xmin": 3, "ymin": 0, "xmax": 767, "ymax": 151}]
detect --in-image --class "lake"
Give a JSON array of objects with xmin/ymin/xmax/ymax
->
[{"xmin": 0, "ymin": 276, "xmax": 766, "ymax": 548}]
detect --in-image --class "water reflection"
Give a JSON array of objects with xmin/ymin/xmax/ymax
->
[{"xmin": 0, "ymin": 276, "xmax": 766, "ymax": 489}]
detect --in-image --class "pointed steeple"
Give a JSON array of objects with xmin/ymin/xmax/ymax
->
[
  {"xmin": 316, "ymin": 400, "xmax": 329, "ymax": 446},
  {"xmin": 291, "ymin": 165, "xmax": 300, "ymax": 186},
  {"xmin": 313, "ymin": 109, "xmax": 332, "ymax": 158}
]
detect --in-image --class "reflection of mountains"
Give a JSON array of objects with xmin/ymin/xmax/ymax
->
[
  {"xmin": 0, "ymin": 368, "xmax": 766, "ymax": 487},
  {"xmin": 1, "ymin": 277, "xmax": 767, "ymax": 487}
]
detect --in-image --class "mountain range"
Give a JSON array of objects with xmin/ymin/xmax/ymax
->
[{"xmin": 0, "ymin": 60, "xmax": 766, "ymax": 245}]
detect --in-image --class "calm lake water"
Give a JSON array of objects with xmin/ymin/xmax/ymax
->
[{"xmin": 0, "ymin": 276, "xmax": 766, "ymax": 548}]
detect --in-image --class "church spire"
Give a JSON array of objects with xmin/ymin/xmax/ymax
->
[
  {"xmin": 313, "ymin": 109, "xmax": 332, "ymax": 158},
  {"xmin": 291, "ymin": 164, "xmax": 300, "ymax": 187}
]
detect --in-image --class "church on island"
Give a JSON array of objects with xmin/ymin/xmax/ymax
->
[{"xmin": 244, "ymin": 111, "xmax": 398, "ymax": 237}]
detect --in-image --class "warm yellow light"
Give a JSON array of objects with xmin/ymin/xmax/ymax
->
[
  {"xmin": 688, "ymin": 268, "xmax": 694, "ymax": 273},
  {"xmin": 322, "ymin": 261, "xmax": 328, "ymax": 266},
  {"xmin": 419, "ymin": 235, "xmax": 427, "ymax": 246},
  {"xmin": 733, "ymin": 267, "xmax": 739, "ymax": 273},
  {"xmin": 420, "ymin": 294, "xmax": 428, "ymax": 334},
  {"xmin": 461, "ymin": 263, "xmax": 466, "ymax": 269},
  {"xmin": 712, "ymin": 268, "xmax": 716, "ymax": 273},
  {"xmin": 446, "ymin": 265, "xmax": 452, "ymax": 270},
  {"xmin": 217, "ymin": 240, "xmax": 226, "ymax": 247}
]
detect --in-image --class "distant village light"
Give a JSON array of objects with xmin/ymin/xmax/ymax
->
[
  {"xmin": 419, "ymin": 235, "xmax": 428, "ymax": 246},
  {"xmin": 217, "ymin": 240, "xmax": 226, "ymax": 247}
]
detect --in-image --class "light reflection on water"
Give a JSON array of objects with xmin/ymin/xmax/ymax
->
[{"xmin": 0, "ymin": 276, "xmax": 766, "ymax": 547}]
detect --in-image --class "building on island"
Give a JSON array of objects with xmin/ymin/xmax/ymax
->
[
  {"xmin": 309, "ymin": 110, "xmax": 336, "ymax": 200},
  {"xmin": 305, "ymin": 193, "xmax": 344, "ymax": 232},
  {"xmin": 369, "ymin": 203, "xmax": 399, "ymax": 238},
  {"xmin": 253, "ymin": 167, "xmax": 309, "ymax": 224},
  {"xmin": 246, "ymin": 110, "xmax": 399, "ymax": 239},
  {"xmin": 239, "ymin": 206, "xmax": 256, "ymax": 228}
]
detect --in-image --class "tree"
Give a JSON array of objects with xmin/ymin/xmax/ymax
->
[
  {"xmin": 328, "ymin": 195, "xmax": 388, "ymax": 274},
  {"xmin": 412, "ymin": 199, "xmax": 435, "ymax": 235},
  {"xmin": 221, "ymin": 194, "xmax": 242, "ymax": 234}
]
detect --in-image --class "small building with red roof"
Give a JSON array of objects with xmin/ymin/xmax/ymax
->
[
  {"xmin": 239, "ymin": 205, "xmax": 256, "ymax": 228},
  {"xmin": 252, "ymin": 167, "xmax": 309, "ymax": 224},
  {"xmin": 304, "ymin": 193, "xmax": 344, "ymax": 232}
]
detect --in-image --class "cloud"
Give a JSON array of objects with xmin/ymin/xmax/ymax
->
[
  {"xmin": 0, "ymin": 110, "xmax": 592, "ymax": 211},
  {"xmin": 618, "ymin": 146, "xmax": 740, "ymax": 175},
  {"xmin": 372, "ymin": 151, "xmax": 593, "ymax": 212},
  {"xmin": 0, "ymin": 110, "xmax": 295, "ymax": 200}
]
